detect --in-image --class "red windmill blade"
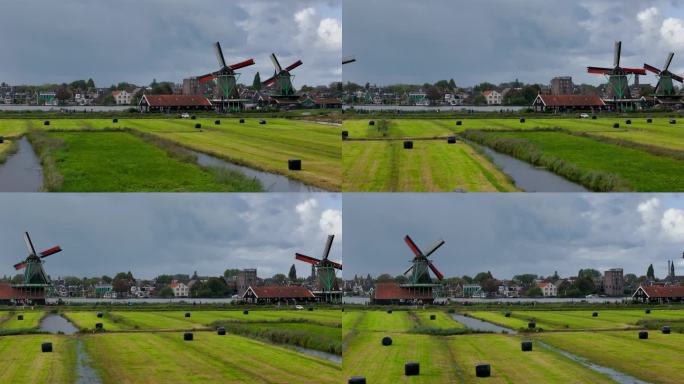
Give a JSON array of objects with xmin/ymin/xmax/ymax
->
[
  {"xmin": 403, "ymin": 234, "xmax": 445, "ymax": 281},
  {"xmin": 15, "ymin": 231, "xmax": 62, "ymax": 270},
  {"xmin": 404, "ymin": 235, "xmax": 423, "ymax": 258},
  {"xmin": 295, "ymin": 234, "xmax": 342, "ymax": 269},
  {"xmin": 428, "ymin": 262, "xmax": 444, "ymax": 280},
  {"xmin": 197, "ymin": 41, "xmax": 255, "ymax": 84},
  {"xmin": 262, "ymin": 53, "xmax": 303, "ymax": 86}
]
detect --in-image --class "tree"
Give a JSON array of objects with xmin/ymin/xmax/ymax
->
[
  {"xmin": 155, "ymin": 274, "xmax": 173, "ymax": 285},
  {"xmin": 473, "ymin": 271, "xmax": 493, "ymax": 283},
  {"xmin": 375, "ymin": 274, "xmax": 394, "ymax": 283},
  {"xmin": 578, "ymin": 269, "xmax": 601, "ymax": 279},
  {"xmin": 474, "ymin": 82, "xmax": 497, "ymax": 92},
  {"xmin": 100, "ymin": 275, "xmax": 112, "ymax": 283},
  {"xmin": 550, "ymin": 271, "xmax": 560, "ymax": 283},
  {"xmin": 224, "ymin": 269, "xmax": 240, "ymax": 278},
  {"xmin": 55, "ymin": 85, "xmax": 72, "ymax": 103},
  {"xmin": 288, "ymin": 264, "xmax": 297, "ymax": 282},
  {"xmin": 11, "ymin": 274, "xmax": 24, "ymax": 284},
  {"xmin": 481, "ymin": 278, "xmax": 500, "ymax": 294},
  {"xmin": 252, "ymin": 72, "xmax": 262, "ymax": 90},
  {"xmin": 473, "ymin": 95, "xmax": 487, "ymax": 105},
  {"xmin": 425, "ymin": 85, "xmax": 442, "ymax": 102},
  {"xmin": 527, "ymin": 286, "xmax": 543, "ymax": 297},
  {"xmin": 647, "ymin": 264, "xmax": 655, "ymax": 280},
  {"xmin": 394, "ymin": 275, "xmax": 408, "ymax": 284},
  {"xmin": 86, "ymin": 78, "xmax": 96, "ymax": 89},
  {"xmin": 513, "ymin": 274, "xmax": 538, "ymax": 289},
  {"xmin": 271, "ymin": 273, "xmax": 287, "ymax": 285},
  {"xmin": 448, "ymin": 78, "xmax": 457, "ymax": 89},
  {"xmin": 157, "ymin": 286, "xmax": 174, "ymax": 298}
]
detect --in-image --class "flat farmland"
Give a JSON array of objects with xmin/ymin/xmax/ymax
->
[
  {"xmin": 0, "ymin": 334, "xmax": 76, "ymax": 382},
  {"xmin": 0, "ymin": 311, "xmax": 44, "ymax": 331}
]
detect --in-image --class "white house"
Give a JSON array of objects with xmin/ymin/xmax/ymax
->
[
  {"xmin": 112, "ymin": 90, "xmax": 132, "ymax": 105},
  {"xmin": 482, "ymin": 90, "xmax": 502, "ymax": 105},
  {"xmin": 538, "ymin": 282, "xmax": 558, "ymax": 297},
  {"xmin": 169, "ymin": 281, "xmax": 189, "ymax": 297}
]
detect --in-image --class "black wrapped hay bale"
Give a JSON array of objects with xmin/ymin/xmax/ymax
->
[
  {"xmin": 217, "ymin": 327, "xmax": 226, "ymax": 335},
  {"xmin": 591, "ymin": 115, "xmax": 597, "ymax": 120},
  {"xmin": 288, "ymin": 159, "xmax": 302, "ymax": 171},
  {"xmin": 528, "ymin": 321, "xmax": 536, "ymax": 329},
  {"xmin": 404, "ymin": 362, "xmax": 420, "ymax": 376},
  {"xmin": 184, "ymin": 332, "xmax": 194, "ymax": 341},
  {"xmin": 190, "ymin": 115, "xmax": 196, "ymax": 120},
  {"xmin": 368, "ymin": 120, "xmax": 375, "ymax": 126},
  {"xmin": 239, "ymin": 118, "xmax": 245, "ymax": 124},
  {"xmin": 476, "ymin": 363, "xmax": 491, "ymax": 378},
  {"xmin": 194, "ymin": 123, "xmax": 202, "ymax": 129},
  {"xmin": 185, "ymin": 312, "xmax": 191, "ymax": 318},
  {"xmin": 403, "ymin": 140, "xmax": 413, "ymax": 149},
  {"xmin": 593, "ymin": 312, "xmax": 598, "ymax": 317},
  {"xmin": 243, "ymin": 310, "xmax": 249, "ymax": 315},
  {"xmin": 112, "ymin": 118, "xmax": 118, "ymax": 123},
  {"xmin": 387, "ymin": 310, "xmax": 393, "ymax": 314},
  {"xmin": 381, "ymin": 336, "xmax": 392, "ymax": 346},
  {"xmin": 645, "ymin": 309, "xmax": 651, "ymax": 314},
  {"xmin": 348, "ymin": 377, "xmax": 366, "ymax": 384},
  {"xmin": 456, "ymin": 120, "xmax": 462, "ymax": 126},
  {"xmin": 42, "ymin": 342, "xmax": 53, "ymax": 353},
  {"xmin": 613, "ymin": 123, "xmax": 620, "ymax": 128},
  {"xmin": 521, "ymin": 341, "xmax": 532, "ymax": 352},
  {"xmin": 625, "ymin": 119, "xmax": 631, "ymax": 124},
  {"xmin": 519, "ymin": 118, "xmax": 525, "ymax": 123},
  {"xmin": 430, "ymin": 314, "xmax": 436, "ymax": 320},
  {"xmin": 447, "ymin": 136, "xmax": 456, "ymax": 144},
  {"xmin": 44, "ymin": 120, "xmax": 50, "ymax": 126},
  {"xmin": 17, "ymin": 315, "xmax": 23, "ymax": 320},
  {"xmin": 670, "ymin": 119, "xmax": 677, "ymax": 124},
  {"xmin": 639, "ymin": 331, "xmax": 648, "ymax": 340},
  {"xmin": 504, "ymin": 312, "xmax": 511, "ymax": 318},
  {"xmin": 95, "ymin": 323, "xmax": 103, "ymax": 330},
  {"xmin": 259, "ymin": 120, "xmax": 266, "ymax": 125},
  {"xmin": 0, "ymin": 136, "xmax": 3, "ymax": 144},
  {"xmin": 662, "ymin": 326, "xmax": 671, "ymax": 334},
  {"xmin": 342, "ymin": 131, "xmax": 349, "ymax": 139},
  {"xmin": 214, "ymin": 120, "xmax": 221, "ymax": 125},
  {"xmin": 97, "ymin": 312, "xmax": 103, "ymax": 318},
  {"xmin": 308, "ymin": 307, "xmax": 314, "ymax": 311},
  {"xmin": 647, "ymin": 118, "xmax": 653, "ymax": 123}
]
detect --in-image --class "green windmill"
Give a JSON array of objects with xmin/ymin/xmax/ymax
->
[
  {"xmin": 402, "ymin": 235, "xmax": 445, "ymax": 284},
  {"xmin": 644, "ymin": 52, "xmax": 683, "ymax": 103},
  {"xmin": 262, "ymin": 53, "xmax": 303, "ymax": 100},
  {"xmin": 295, "ymin": 235, "xmax": 341, "ymax": 292},
  {"xmin": 587, "ymin": 41, "xmax": 646, "ymax": 111},
  {"xmin": 13, "ymin": 232, "xmax": 62, "ymax": 288},
  {"xmin": 196, "ymin": 42, "xmax": 256, "ymax": 110}
]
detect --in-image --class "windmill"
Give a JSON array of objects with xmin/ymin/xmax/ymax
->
[
  {"xmin": 587, "ymin": 41, "xmax": 646, "ymax": 110},
  {"xmin": 197, "ymin": 42, "xmax": 255, "ymax": 107},
  {"xmin": 644, "ymin": 52, "xmax": 683, "ymax": 102},
  {"xmin": 13, "ymin": 232, "xmax": 61, "ymax": 287},
  {"xmin": 402, "ymin": 235, "xmax": 445, "ymax": 285},
  {"xmin": 295, "ymin": 235, "xmax": 342, "ymax": 294},
  {"xmin": 262, "ymin": 53, "xmax": 302, "ymax": 99},
  {"xmin": 342, "ymin": 56, "xmax": 356, "ymax": 65}
]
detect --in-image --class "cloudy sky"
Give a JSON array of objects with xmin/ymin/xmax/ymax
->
[
  {"xmin": 344, "ymin": 194, "xmax": 684, "ymax": 280},
  {"xmin": 0, "ymin": 0, "xmax": 341, "ymax": 87},
  {"xmin": 343, "ymin": 0, "xmax": 684, "ymax": 86},
  {"xmin": 0, "ymin": 194, "xmax": 341, "ymax": 280}
]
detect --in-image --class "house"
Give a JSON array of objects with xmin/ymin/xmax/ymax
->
[
  {"xmin": 371, "ymin": 282, "xmax": 434, "ymax": 305},
  {"xmin": 169, "ymin": 281, "xmax": 189, "ymax": 297},
  {"xmin": 242, "ymin": 285, "xmax": 315, "ymax": 304},
  {"xmin": 532, "ymin": 94, "xmax": 605, "ymax": 112},
  {"xmin": 0, "ymin": 283, "xmax": 46, "ymax": 305},
  {"xmin": 37, "ymin": 92, "xmax": 57, "ymax": 106},
  {"xmin": 111, "ymin": 90, "xmax": 132, "ymax": 105},
  {"xmin": 444, "ymin": 93, "xmax": 463, "ymax": 106},
  {"xmin": 538, "ymin": 282, "xmax": 558, "ymax": 297},
  {"xmin": 408, "ymin": 92, "xmax": 429, "ymax": 106},
  {"xmin": 139, "ymin": 94, "xmax": 213, "ymax": 113},
  {"xmin": 603, "ymin": 268, "xmax": 624, "ymax": 296},
  {"xmin": 483, "ymin": 90, "xmax": 502, "ymax": 105},
  {"xmin": 94, "ymin": 283, "xmax": 113, "ymax": 298},
  {"xmin": 632, "ymin": 285, "xmax": 684, "ymax": 304},
  {"xmin": 463, "ymin": 284, "xmax": 482, "ymax": 298}
]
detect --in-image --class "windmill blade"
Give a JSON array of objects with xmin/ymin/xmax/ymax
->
[
  {"xmin": 24, "ymin": 232, "xmax": 36, "ymax": 255},
  {"xmin": 39, "ymin": 245, "xmax": 62, "ymax": 258},
  {"xmin": 284, "ymin": 60, "xmax": 303, "ymax": 72},
  {"xmin": 587, "ymin": 67, "xmax": 613, "ymax": 75},
  {"xmin": 622, "ymin": 68, "xmax": 647, "ymax": 75},
  {"xmin": 428, "ymin": 262, "xmax": 445, "ymax": 280},
  {"xmin": 673, "ymin": 73, "xmax": 684, "ymax": 83},
  {"xmin": 614, "ymin": 41, "xmax": 622, "ymax": 68},
  {"xmin": 342, "ymin": 56, "xmax": 356, "ymax": 65},
  {"xmin": 653, "ymin": 79, "xmax": 661, "ymax": 95},
  {"xmin": 270, "ymin": 53, "xmax": 283, "ymax": 72},
  {"xmin": 664, "ymin": 52, "xmax": 675, "ymax": 72},
  {"xmin": 644, "ymin": 63, "xmax": 662, "ymax": 75},
  {"xmin": 214, "ymin": 42, "xmax": 227, "ymax": 69},
  {"xmin": 228, "ymin": 58, "xmax": 256, "ymax": 71},
  {"xmin": 262, "ymin": 75, "xmax": 278, "ymax": 86},
  {"xmin": 404, "ymin": 235, "xmax": 423, "ymax": 257},
  {"xmin": 197, "ymin": 72, "xmax": 218, "ymax": 84},
  {"xmin": 424, "ymin": 239, "xmax": 445, "ymax": 257},
  {"xmin": 327, "ymin": 260, "xmax": 343, "ymax": 270},
  {"xmin": 14, "ymin": 261, "xmax": 27, "ymax": 270},
  {"xmin": 322, "ymin": 235, "xmax": 334, "ymax": 260},
  {"xmin": 295, "ymin": 253, "xmax": 321, "ymax": 266},
  {"xmin": 403, "ymin": 264, "xmax": 415, "ymax": 276}
]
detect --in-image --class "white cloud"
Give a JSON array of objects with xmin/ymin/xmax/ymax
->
[
  {"xmin": 319, "ymin": 209, "xmax": 342, "ymax": 237},
  {"xmin": 661, "ymin": 17, "xmax": 684, "ymax": 48},
  {"xmin": 661, "ymin": 208, "xmax": 684, "ymax": 241},
  {"xmin": 638, "ymin": 197, "xmax": 661, "ymax": 229},
  {"xmin": 318, "ymin": 18, "xmax": 342, "ymax": 50}
]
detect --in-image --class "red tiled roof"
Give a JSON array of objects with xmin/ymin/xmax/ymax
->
[
  {"xmin": 314, "ymin": 98, "xmax": 342, "ymax": 105},
  {"xmin": 246, "ymin": 285, "xmax": 314, "ymax": 299},
  {"xmin": 373, "ymin": 282, "xmax": 433, "ymax": 300},
  {"xmin": 0, "ymin": 283, "xmax": 44, "ymax": 300},
  {"xmin": 142, "ymin": 95, "xmax": 212, "ymax": 107},
  {"xmin": 638, "ymin": 285, "xmax": 684, "ymax": 298},
  {"xmin": 536, "ymin": 94, "xmax": 605, "ymax": 107}
]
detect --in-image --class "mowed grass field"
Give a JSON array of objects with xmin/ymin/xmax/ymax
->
[
  {"xmin": 0, "ymin": 334, "xmax": 76, "ymax": 383},
  {"xmin": 0, "ymin": 311, "xmax": 44, "ymax": 331},
  {"xmin": 343, "ymin": 117, "xmax": 684, "ymax": 191},
  {"xmin": 343, "ymin": 310, "xmax": 616, "ymax": 383},
  {"xmin": 0, "ymin": 118, "xmax": 341, "ymax": 190},
  {"xmin": 465, "ymin": 309, "xmax": 684, "ymax": 331}
]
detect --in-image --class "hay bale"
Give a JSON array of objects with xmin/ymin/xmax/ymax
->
[
  {"xmin": 41, "ymin": 342, "xmax": 53, "ymax": 353},
  {"xmin": 519, "ymin": 118, "xmax": 525, "ymax": 123},
  {"xmin": 639, "ymin": 331, "xmax": 648, "ymax": 339},
  {"xmin": 214, "ymin": 120, "xmax": 221, "ymax": 125},
  {"xmin": 368, "ymin": 120, "xmax": 375, "ymax": 126},
  {"xmin": 308, "ymin": 307, "xmax": 314, "ymax": 311},
  {"xmin": 592, "ymin": 312, "xmax": 598, "ymax": 317},
  {"xmin": 403, "ymin": 140, "xmax": 413, "ymax": 149},
  {"xmin": 670, "ymin": 119, "xmax": 677, "ymax": 124},
  {"xmin": 97, "ymin": 312, "xmax": 103, "ymax": 318},
  {"xmin": 387, "ymin": 310, "xmax": 393, "ymax": 314},
  {"xmin": 447, "ymin": 136, "xmax": 456, "ymax": 144},
  {"xmin": 591, "ymin": 115, "xmax": 597, "ymax": 120},
  {"xmin": 456, "ymin": 120, "xmax": 462, "ymax": 126},
  {"xmin": 528, "ymin": 321, "xmax": 536, "ymax": 329},
  {"xmin": 259, "ymin": 120, "xmax": 266, "ymax": 125},
  {"xmin": 194, "ymin": 123, "xmax": 202, "ymax": 129},
  {"xmin": 521, "ymin": 341, "xmax": 532, "ymax": 352},
  {"xmin": 475, "ymin": 364, "xmax": 491, "ymax": 377},
  {"xmin": 647, "ymin": 118, "xmax": 653, "ymax": 123},
  {"xmin": 645, "ymin": 309, "xmax": 651, "ymax": 314},
  {"xmin": 342, "ymin": 131, "xmax": 349, "ymax": 139},
  {"xmin": 184, "ymin": 332, "xmax": 194, "ymax": 341},
  {"xmin": 44, "ymin": 120, "xmax": 50, "ymax": 126},
  {"xmin": 504, "ymin": 312, "xmax": 511, "ymax": 318},
  {"xmin": 430, "ymin": 314, "xmax": 436, "ymax": 320},
  {"xmin": 239, "ymin": 118, "xmax": 245, "ymax": 123},
  {"xmin": 190, "ymin": 115, "xmax": 196, "ymax": 120},
  {"xmin": 95, "ymin": 323, "xmax": 103, "ymax": 330},
  {"xmin": 625, "ymin": 119, "xmax": 631, "ymax": 124},
  {"xmin": 0, "ymin": 136, "xmax": 4, "ymax": 143},
  {"xmin": 404, "ymin": 362, "xmax": 420, "ymax": 376},
  {"xmin": 348, "ymin": 377, "xmax": 366, "ymax": 384},
  {"xmin": 381, "ymin": 336, "xmax": 392, "ymax": 346},
  {"xmin": 217, "ymin": 327, "xmax": 226, "ymax": 335},
  {"xmin": 613, "ymin": 123, "xmax": 620, "ymax": 128},
  {"xmin": 185, "ymin": 312, "xmax": 191, "ymax": 318},
  {"xmin": 243, "ymin": 310, "xmax": 249, "ymax": 315},
  {"xmin": 662, "ymin": 326, "xmax": 671, "ymax": 334},
  {"xmin": 112, "ymin": 118, "xmax": 118, "ymax": 123},
  {"xmin": 17, "ymin": 315, "xmax": 23, "ymax": 321},
  {"xmin": 288, "ymin": 159, "xmax": 302, "ymax": 171}
]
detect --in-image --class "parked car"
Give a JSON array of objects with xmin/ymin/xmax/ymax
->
[
  {"xmin": 180, "ymin": 113, "xmax": 190, "ymax": 119},
  {"xmin": 295, "ymin": 305, "xmax": 304, "ymax": 310},
  {"xmin": 579, "ymin": 113, "xmax": 590, "ymax": 119}
]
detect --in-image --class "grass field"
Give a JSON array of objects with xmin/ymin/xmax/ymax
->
[
  {"xmin": 0, "ymin": 118, "xmax": 340, "ymax": 191},
  {"xmin": 343, "ymin": 117, "xmax": 684, "ymax": 191},
  {"xmin": 0, "ymin": 311, "xmax": 44, "ymax": 331},
  {"xmin": 540, "ymin": 331, "xmax": 684, "ymax": 384},
  {"xmin": 0, "ymin": 334, "xmax": 76, "ymax": 383},
  {"xmin": 342, "ymin": 140, "xmax": 518, "ymax": 191}
]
